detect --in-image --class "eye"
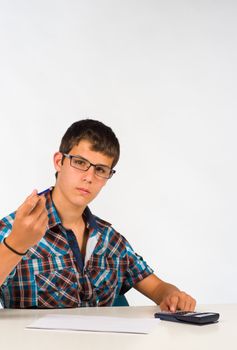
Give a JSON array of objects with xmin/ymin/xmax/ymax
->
[
  {"xmin": 75, "ymin": 159, "xmax": 86, "ymax": 165},
  {"xmin": 95, "ymin": 166, "xmax": 106, "ymax": 174},
  {"xmin": 72, "ymin": 158, "xmax": 88, "ymax": 168}
]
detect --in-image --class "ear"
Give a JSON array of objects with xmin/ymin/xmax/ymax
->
[{"xmin": 53, "ymin": 152, "xmax": 63, "ymax": 172}]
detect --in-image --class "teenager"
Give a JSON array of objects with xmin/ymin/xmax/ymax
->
[{"xmin": 0, "ymin": 119, "xmax": 195, "ymax": 310}]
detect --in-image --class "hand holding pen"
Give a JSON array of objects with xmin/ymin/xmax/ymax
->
[{"xmin": 4, "ymin": 189, "xmax": 49, "ymax": 255}]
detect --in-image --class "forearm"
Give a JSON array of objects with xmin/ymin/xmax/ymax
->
[
  {"xmin": 0, "ymin": 243, "xmax": 22, "ymax": 286},
  {"xmin": 135, "ymin": 274, "xmax": 179, "ymax": 305}
]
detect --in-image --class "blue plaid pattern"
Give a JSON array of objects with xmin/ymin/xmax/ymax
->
[{"xmin": 0, "ymin": 190, "xmax": 153, "ymax": 308}]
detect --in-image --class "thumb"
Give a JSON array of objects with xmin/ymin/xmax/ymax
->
[
  {"xmin": 17, "ymin": 190, "xmax": 40, "ymax": 215},
  {"xmin": 26, "ymin": 189, "xmax": 38, "ymax": 199}
]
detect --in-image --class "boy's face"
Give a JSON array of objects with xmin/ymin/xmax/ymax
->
[{"xmin": 53, "ymin": 139, "xmax": 114, "ymax": 209}]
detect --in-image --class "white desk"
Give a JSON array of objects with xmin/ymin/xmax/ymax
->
[{"xmin": 0, "ymin": 304, "xmax": 236, "ymax": 350}]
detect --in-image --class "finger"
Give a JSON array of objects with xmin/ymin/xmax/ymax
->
[
  {"xmin": 26, "ymin": 189, "xmax": 38, "ymax": 199},
  {"xmin": 29, "ymin": 196, "xmax": 47, "ymax": 219},
  {"xmin": 18, "ymin": 190, "xmax": 38, "ymax": 206},
  {"xmin": 182, "ymin": 300, "xmax": 192, "ymax": 311},
  {"xmin": 168, "ymin": 296, "xmax": 179, "ymax": 312},
  {"xmin": 189, "ymin": 298, "xmax": 196, "ymax": 311},
  {"xmin": 159, "ymin": 301, "xmax": 170, "ymax": 311},
  {"xmin": 27, "ymin": 195, "xmax": 46, "ymax": 216},
  {"xmin": 34, "ymin": 210, "xmax": 48, "ymax": 233},
  {"xmin": 177, "ymin": 298, "xmax": 187, "ymax": 311},
  {"xmin": 180, "ymin": 294, "xmax": 196, "ymax": 311},
  {"xmin": 17, "ymin": 193, "xmax": 41, "ymax": 216},
  {"xmin": 37, "ymin": 210, "xmax": 49, "ymax": 228}
]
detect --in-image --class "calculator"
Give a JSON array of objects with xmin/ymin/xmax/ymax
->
[{"xmin": 154, "ymin": 311, "xmax": 220, "ymax": 325}]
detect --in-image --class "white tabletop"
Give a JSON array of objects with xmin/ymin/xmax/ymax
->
[{"xmin": 0, "ymin": 304, "xmax": 236, "ymax": 350}]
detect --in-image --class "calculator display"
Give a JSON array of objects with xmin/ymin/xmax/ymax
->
[{"xmin": 194, "ymin": 313, "xmax": 216, "ymax": 317}]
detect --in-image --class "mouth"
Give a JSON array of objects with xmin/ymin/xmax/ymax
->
[{"xmin": 76, "ymin": 187, "xmax": 91, "ymax": 195}]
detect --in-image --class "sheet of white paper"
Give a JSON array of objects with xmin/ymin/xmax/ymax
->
[{"xmin": 26, "ymin": 314, "xmax": 159, "ymax": 334}]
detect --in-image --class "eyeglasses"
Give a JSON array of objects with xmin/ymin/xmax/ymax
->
[{"xmin": 63, "ymin": 153, "xmax": 116, "ymax": 179}]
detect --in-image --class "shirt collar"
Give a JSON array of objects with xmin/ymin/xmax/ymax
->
[{"xmin": 83, "ymin": 206, "xmax": 99, "ymax": 230}]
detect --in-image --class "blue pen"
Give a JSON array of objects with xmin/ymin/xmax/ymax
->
[{"xmin": 38, "ymin": 187, "xmax": 52, "ymax": 196}]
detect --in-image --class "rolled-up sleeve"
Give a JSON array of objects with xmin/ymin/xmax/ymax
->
[{"xmin": 121, "ymin": 237, "xmax": 154, "ymax": 293}]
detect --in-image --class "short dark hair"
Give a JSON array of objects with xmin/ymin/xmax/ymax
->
[{"xmin": 59, "ymin": 119, "xmax": 120, "ymax": 168}]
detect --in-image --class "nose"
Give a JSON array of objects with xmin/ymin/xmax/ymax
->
[{"xmin": 82, "ymin": 165, "xmax": 95, "ymax": 183}]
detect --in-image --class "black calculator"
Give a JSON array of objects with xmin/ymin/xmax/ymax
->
[{"xmin": 154, "ymin": 311, "xmax": 220, "ymax": 325}]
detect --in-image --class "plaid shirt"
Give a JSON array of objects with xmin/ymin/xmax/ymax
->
[{"xmin": 0, "ymin": 190, "xmax": 153, "ymax": 308}]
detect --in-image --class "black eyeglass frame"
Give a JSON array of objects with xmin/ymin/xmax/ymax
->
[{"xmin": 62, "ymin": 153, "xmax": 116, "ymax": 179}]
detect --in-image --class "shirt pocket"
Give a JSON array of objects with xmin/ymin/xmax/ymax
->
[
  {"xmin": 87, "ymin": 256, "xmax": 119, "ymax": 306},
  {"xmin": 34, "ymin": 254, "xmax": 80, "ymax": 308}
]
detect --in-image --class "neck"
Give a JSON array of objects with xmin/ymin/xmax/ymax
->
[{"xmin": 52, "ymin": 186, "xmax": 86, "ymax": 229}]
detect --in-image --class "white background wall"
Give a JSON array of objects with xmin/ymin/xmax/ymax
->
[{"xmin": 0, "ymin": 0, "xmax": 236, "ymax": 306}]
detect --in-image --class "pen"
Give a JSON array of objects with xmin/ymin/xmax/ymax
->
[{"xmin": 38, "ymin": 187, "xmax": 52, "ymax": 196}]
